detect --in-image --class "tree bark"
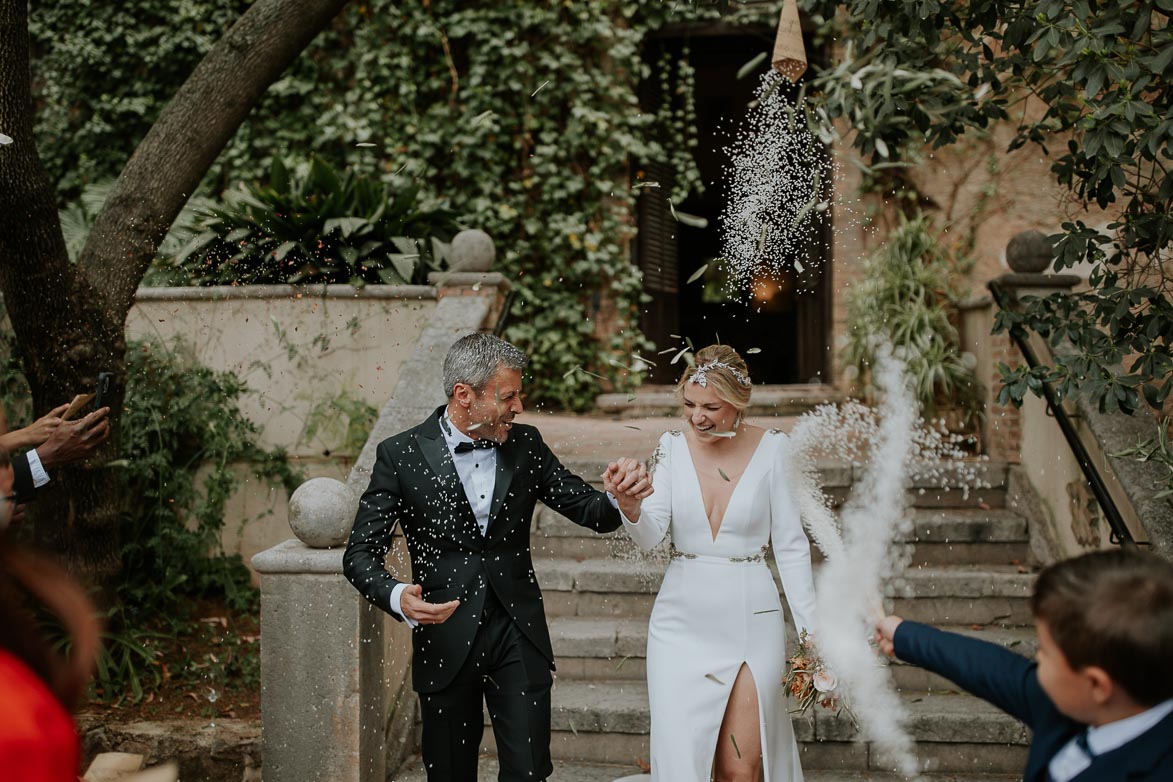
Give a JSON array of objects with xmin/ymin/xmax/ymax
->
[{"xmin": 0, "ymin": 0, "xmax": 350, "ymax": 590}]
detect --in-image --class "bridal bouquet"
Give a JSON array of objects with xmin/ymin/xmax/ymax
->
[{"xmin": 783, "ymin": 630, "xmax": 847, "ymax": 717}]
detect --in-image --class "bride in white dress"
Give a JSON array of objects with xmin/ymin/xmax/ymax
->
[{"xmin": 604, "ymin": 345, "xmax": 818, "ymax": 782}]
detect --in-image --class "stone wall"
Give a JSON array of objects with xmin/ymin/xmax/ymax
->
[
  {"xmin": 126, "ymin": 284, "xmax": 436, "ymax": 572},
  {"xmin": 826, "ymin": 104, "xmax": 1111, "ymax": 389},
  {"xmin": 128, "ymin": 284, "xmax": 436, "ymax": 453}
]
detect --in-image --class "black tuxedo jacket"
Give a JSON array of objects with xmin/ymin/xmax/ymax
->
[
  {"xmin": 343, "ymin": 407, "xmax": 621, "ymax": 693},
  {"xmin": 11, "ymin": 452, "xmax": 38, "ymax": 504},
  {"xmin": 895, "ymin": 621, "xmax": 1173, "ymax": 782}
]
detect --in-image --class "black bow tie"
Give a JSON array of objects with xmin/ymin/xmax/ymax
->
[{"xmin": 454, "ymin": 439, "xmax": 498, "ymax": 454}]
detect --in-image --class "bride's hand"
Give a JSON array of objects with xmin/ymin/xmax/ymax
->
[
  {"xmin": 604, "ymin": 459, "xmax": 653, "ymax": 522},
  {"xmin": 608, "ymin": 458, "xmax": 652, "ymax": 499}
]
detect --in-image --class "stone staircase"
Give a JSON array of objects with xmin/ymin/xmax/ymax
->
[
  {"xmin": 405, "ymin": 456, "xmax": 1037, "ymax": 781},
  {"xmin": 541, "ymin": 458, "xmax": 1032, "ymax": 780}
]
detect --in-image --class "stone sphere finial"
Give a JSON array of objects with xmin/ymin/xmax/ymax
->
[
  {"xmin": 1006, "ymin": 230, "xmax": 1054, "ymax": 274},
  {"xmin": 449, "ymin": 229, "xmax": 496, "ymax": 272},
  {"xmin": 288, "ymin": 477, "xmax": 357, "ymax": 548}
]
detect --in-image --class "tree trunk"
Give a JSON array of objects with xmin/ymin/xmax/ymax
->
[
  {"xmin": 0, "ymin": 0, "xmax": 126, "ymax": 589},
  {"xmin": 0, "ymin": 0, "xmax": 350, "ymax": 592}
]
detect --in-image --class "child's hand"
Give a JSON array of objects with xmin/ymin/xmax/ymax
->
[{"xmin": 873, "ymin": 614, "xmax": 904, "ymax": 657}]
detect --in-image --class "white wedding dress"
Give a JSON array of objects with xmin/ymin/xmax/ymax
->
[{"xmin": 619, "ymin": 429, "xmax": 817, "ymax": 782}]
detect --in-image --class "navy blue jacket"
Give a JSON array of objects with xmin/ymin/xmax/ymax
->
[{"xmin": 895, "ymin": 621, "xmax": 1173, "ymax": 782}]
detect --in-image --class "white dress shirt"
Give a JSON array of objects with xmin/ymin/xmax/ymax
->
[
  {"xmin": 26, "ymin": 449, "xmax": 50, "ymax": 488},
  {"xmin": 1048, "ymin": 698, "xmax": 1173, "ymax": 782}
]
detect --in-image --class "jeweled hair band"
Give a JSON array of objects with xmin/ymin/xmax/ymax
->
[{"xmin": 689, "ymin": 359, "xmax": 752, "ymax": 388}]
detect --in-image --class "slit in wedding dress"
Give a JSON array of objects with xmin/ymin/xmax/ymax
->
[{"xmin": 710, "ymin": 661, "xmax": 765, "ymax": 782}]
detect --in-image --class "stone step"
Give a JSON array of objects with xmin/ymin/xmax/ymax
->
[
  {"xmin": 561, "ymin": 459, "xmax": 1008, "ymax": 511},
  {"xmin": 549, "ymin": 617, "xmax": 1038, "ymax": 691},
  {"xmin": 76, "ymin": 717, "xmax": 259, "ymax": 782},
  {"xmin": 473, "ymin": 681, "xmax": 1030, "ymax": 773},
  {"xmin": 563, "ymin": 459, "xmax": 1007, "ymax": 492},
  {"xmin": 392, "ymin": 756, "xmax": 1018, "ymax": 782},
  {"xmin": 595, "ymin": 383, "xmax": 847, "ymax": 417},
  {"xmin": 532, "ymin": 507, "xmax": 1031, "ymax": 567},
  {"xmin": 535, "ymin": 558, "xmax": 1036, "ymax": 626}
]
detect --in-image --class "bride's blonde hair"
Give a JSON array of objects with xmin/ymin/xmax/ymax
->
[{"xmin": 676, "ymin": 345, "xmax": 753, "ymax": 415}]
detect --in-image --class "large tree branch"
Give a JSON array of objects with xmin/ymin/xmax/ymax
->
[{"xmin": 78, "ymin": 0, "xmax": 352, "ymax": 322}]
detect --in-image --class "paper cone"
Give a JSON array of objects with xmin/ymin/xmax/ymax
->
[{"xmin": 772, "ymin": 0, "xmax": 808, "ymax": 82}]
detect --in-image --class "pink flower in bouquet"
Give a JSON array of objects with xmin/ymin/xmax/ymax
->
[{"xmin": 813, "ymin": 670, "xmax": 838, "ymax": 693}]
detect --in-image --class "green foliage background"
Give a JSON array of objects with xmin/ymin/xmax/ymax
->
[
  {"xmin": 795, "ymin": 0, "xmax": 1173, "ymax": 416},
  {"xmin": 30, "ymin": 0, "xmax": 777, "ymax": 410}
]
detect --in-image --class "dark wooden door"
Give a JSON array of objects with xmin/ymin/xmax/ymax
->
[{"xmin": 636, "ymin": 28, "xmax": 832, "ymax": 385}]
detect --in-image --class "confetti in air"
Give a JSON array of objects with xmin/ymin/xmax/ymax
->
[
  {"xmin": 784, "ymin": 344, "xmax": 989, "ymax": 777},
  {"xmin": 718, "ymin": 73, "xmax": 833, "ymax": 291}
]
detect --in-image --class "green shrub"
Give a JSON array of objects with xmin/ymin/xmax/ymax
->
[
  {"xmin": 157, "ymin": 157, "xmax": 461, "ymax": 286},
  {"xmin": 843, "ymin": 214, "xmax": 983, "ymax": 427},
  {"xmin": 1, "ymin": 323, "xmax": 300, "ymax": 702},
  {"xmin": 116, "ymin": 337, "xmax": 301, "ymax": 619}
]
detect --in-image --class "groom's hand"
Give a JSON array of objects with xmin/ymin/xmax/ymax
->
[
  {"xmin": 607, "ymin": 458, "xmax": 651, "ymax": 496},
  {"xmin": 400, "ymin": 584, "xmax": 460, "ymax": 625},
  {"xmin": 604, "ymin": 458, "xmax": 652, "ymax": 520},
  {"xmin": 873, "ymin": 614, "xmax": 903, "ymax": 657}
]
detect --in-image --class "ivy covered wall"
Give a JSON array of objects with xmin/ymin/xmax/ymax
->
[{"xmin": 31, "ymin": 0, "xmax": 777, "ymax": 410}]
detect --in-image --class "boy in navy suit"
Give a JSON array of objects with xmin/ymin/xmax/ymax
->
[{"xmin": 875, "ymin": 549, "xmax": 1173, "ymax": 782}]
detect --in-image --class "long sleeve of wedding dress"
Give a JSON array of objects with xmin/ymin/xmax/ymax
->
[
  {"xmin": 619, "ymin": 431, "xmax": 674, "ymax": 550},
  {"xmin": 769, "ymin": 437, "xmax": 818, "ymax": 637}
]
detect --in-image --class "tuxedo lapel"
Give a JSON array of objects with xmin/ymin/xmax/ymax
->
[
  {"xmin": 487, "ymin": 435, "xmax": 517, "ymax": 536},
  {"xmin": 415, "ymin": 409, "xmax": 481, "ymax": 543}
]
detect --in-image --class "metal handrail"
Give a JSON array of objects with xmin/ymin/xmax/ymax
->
[
  {"xmin": 493, "ymin": 289, "xmax": 516, "ymax": 337},
  {"xmin": 988, "ymin": 280, "xmax": 1138, "ymax": 548}
]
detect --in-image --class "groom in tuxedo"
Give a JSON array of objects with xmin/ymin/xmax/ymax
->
[{"xmin": 344, "ymin": 332, "xmax": 647, "ymax": 781}]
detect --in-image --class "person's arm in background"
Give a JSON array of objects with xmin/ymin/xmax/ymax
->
[
  {"xmin": 9, "ymin": 408, "xmax": 111, "ymax": 504},
  {"xmin": 0, "ymin": 404, "xmax": 68, "ymax": 453}
]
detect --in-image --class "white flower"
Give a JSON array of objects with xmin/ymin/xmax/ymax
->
[{"xmin": 813, "ymin": 670, "xmax": 838, "ymax": 693}]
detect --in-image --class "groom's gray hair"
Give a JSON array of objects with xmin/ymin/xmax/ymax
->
[{"xmin": 443, "ymin": 332, "xmax": 528, "ymax": 398}]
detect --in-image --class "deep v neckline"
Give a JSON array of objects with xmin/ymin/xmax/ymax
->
[{"xmin": 682, "ymin": 431, "xmax": 770, "ymax": 542}]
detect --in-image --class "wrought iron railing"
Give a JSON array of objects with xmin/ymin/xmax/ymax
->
[
  {"xmin": 988, "ymin": 280, "xmax": 1140, "ymax": 548},
  {"xmin": 493, "ymin": 289, "xmax": 516, "ymax": 337}
]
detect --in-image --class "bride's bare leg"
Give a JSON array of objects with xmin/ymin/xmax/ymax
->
[{"xmin": 713, "ymin": 663, "xmax": 763, "ymax": 782}]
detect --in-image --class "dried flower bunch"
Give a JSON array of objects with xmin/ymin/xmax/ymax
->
[{"xmin": 783, "ymin": 630, "xmax": 847, "ymax": 717}]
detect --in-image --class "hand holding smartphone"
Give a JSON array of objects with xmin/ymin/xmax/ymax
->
[
  {"xmin": 93, "ymin": 372, "xmax": 114, "ymax": 413},
  {"xmin": 62, "ymin": 372, "xmax": 116, "ymax": 421}
]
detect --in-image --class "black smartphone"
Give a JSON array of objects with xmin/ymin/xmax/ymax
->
[{"xmin": 93, "ymin": 372, "xmax": 115, "ymax": 412}]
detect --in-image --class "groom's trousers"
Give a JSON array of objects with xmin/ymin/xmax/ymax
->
[{"xmin": 418, "ymin": 588, "xmax": 554, "ymax": 782}]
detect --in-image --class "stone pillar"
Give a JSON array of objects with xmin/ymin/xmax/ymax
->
[
  {"xmin": 984, "ymin": 230, "xmax": 1082, "ymax": 463},
  {"xmin": 251, "ymin": 478, "xmax": 384, "ymax": 782}
]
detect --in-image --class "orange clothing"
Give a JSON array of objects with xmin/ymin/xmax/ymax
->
[{"xmin": 0, "ymin": 648, "xmax": 79, "ymax": 782}]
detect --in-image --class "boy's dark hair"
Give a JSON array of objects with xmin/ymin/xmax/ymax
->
[{"xmin": 1031, "ymin": 549, "xmax": 1173, "ymax": 706}]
